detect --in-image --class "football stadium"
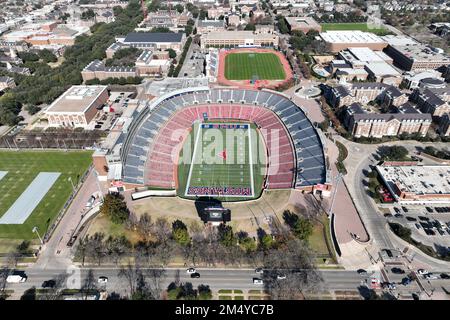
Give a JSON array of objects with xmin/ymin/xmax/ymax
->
[{"xmin": 120, "ymin": 87, "xmax": 331, "ymax": 202}]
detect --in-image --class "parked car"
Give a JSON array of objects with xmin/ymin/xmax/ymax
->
[
  {"xmin": 391, "ymin": 267, "xmax": 405, "ymax": 274},
  {"xmin": 41, "ymin": 280, "xmax": 56, "ymax": 288},
  {"xmin": 190, "ymin": 272, "xmax": 201, "ymax": 279},
  {"xmin": 402, "ymin": 206, "xmax": 409, "ymax": 213},
  {"xmin": 98, "ymin": 276, "xmax": 108, "ymax": 284},
  {"xmin": 415, "ymin": 223, "xmax": 421, "ymax": 230},
  {"xmin": 425, "ymin": 207, "xmax": 434, "ymax": 213},
  {"xmin": 253, "ymin": 278, "xmax": 263, "ymax": 285},
  {"xmin": 357, "ymin": 269, "xmax": 367, "ymax": 275},
  {"xmin": 419, "ymin": 216, "xmax": 430, "ymax": 221},
  {"xmin": 424, "ymin": 273, "xmax": 439, "ymax": 280},
  {"xmin": 440, "ymin": 273, "xmax": 450, "ymax": 279},
  {"xmin": 394, "ymin": 207, "xmax": 401, "ymax": 214},
  {"xmin": 277, "ymin": 274, "xmax": 287, "ymax": 280},
  {"xmin": 417, "ymin": 269, "xmax": 428, "ymax": 275},
  {"xmin": 384, "ymin": 213, "xmax": 393, "ymax": 218},
  {"xmin": 406, "ymin": 216, "xmax": 417, "ymax": 222},
  {"xmin": 255, "ymin": 268, "xmax": 264, "ymax": 274},
  {"xmin": 394, "ymin": 213, "xmax": 404, "ymax": 218},
  {"xmin": 402, "ymin": 277, "xmax": 412, "ymax": 286},
  {"xmin": 186, "ymin": 268, "xmax": 196, "ymax": 274}
]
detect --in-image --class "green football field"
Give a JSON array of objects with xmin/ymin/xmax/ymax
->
[
  {"xmin": 320, "ymin": 23, "xmax": 391, "ymax": 35},
  {"xmin": 224, "ymin": 52, "xmax": 286, "ymax": 80},
  {"xmin": 0, "ymin": 151, "xmax": 92, "ymax": 240},
  {"xmin": 177, "ymin": 122, "xmax": 266, "ymax": 201}
]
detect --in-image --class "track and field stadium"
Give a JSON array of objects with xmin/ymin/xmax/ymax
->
[
  {"xmin": 120, "ymin": 87, "xmax": 331, "ymax": 202},
  {"xmin": 217, "ymin": 48, "xmax": 293, "ymax": 90}
]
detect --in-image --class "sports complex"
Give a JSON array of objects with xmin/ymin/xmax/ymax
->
[{"xmin": 120, "ymin": 87, "xmax": 331, "ymax": 202}]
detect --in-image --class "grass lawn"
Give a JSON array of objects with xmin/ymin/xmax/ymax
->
[
  {"xmin": 320, "ymin": 23, "xmax": 391, "ymax": 35},
  {"xmin": 225, "ymin": 52, "xmax": 286, "ymax": 80},
  {"xmin": 177, "ymin": 122, "xmax": 266, "ymax": 201},
  {"xmin": 0, "ymin": 151, "xmax": 92, "ymax": 240}
]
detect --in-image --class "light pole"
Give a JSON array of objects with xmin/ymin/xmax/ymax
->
[
  {"xmin": 32, "ymin": 226, "xmax": 44, "ymax": 245},
  {"xmin": 68, "ymin": 176, "xmax": 75, "ymax": 190}
]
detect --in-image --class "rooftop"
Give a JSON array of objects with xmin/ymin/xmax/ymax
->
[
  {"xmin": 320, "ymin": 31, "xmax": 386, "ymax": 44},
  {"xmin": 46, "ymin": 85, "xmax": 108, "ymax": 113},
  {"xmin": 377, "ymin": 165, "xmax": 450, "ymax": 198},
  {"xmin": 123, "ymin": 32, "xmax": 184, "ymax": 43},
  {"xmin": 284, "ymin": 16, "xmax": 321, "ymax": 29}
]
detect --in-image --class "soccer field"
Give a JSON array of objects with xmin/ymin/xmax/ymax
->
[
  {"xmin": 178, "ymin": 122, "xmax": 266, "ymax": 201},
  {"xmin": 224, "ymin": 52, "xmax": 286, "ymax": 80},
  {"xmin": 0, "ymin": 151, "xmax": 92, "ymax": 240}
]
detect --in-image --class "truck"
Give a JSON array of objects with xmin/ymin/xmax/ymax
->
[{"xmin": 6, "ymin": 274, "xmax": 27, "ymax": 283}]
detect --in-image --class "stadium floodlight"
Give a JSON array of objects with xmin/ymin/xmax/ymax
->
[{"xmin": 32, "ymin": 226, "xmax": 44, "ymax": 245}]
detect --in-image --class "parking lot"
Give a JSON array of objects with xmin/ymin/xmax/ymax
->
[{"xmin": 383, "ymin": 204, "xmax": 450, "ymax": 248}]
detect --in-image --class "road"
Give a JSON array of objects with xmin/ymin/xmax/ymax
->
[
  {"xmin": 7, "ymin": 267, "xmax": 450, "ymax": 298},
  {"xmin": 337, "ymin": 136, "xmax": 450, "ymax": 271}
]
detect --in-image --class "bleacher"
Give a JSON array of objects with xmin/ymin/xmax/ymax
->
[{"xmin": 121, "ymin": 88, "xmax": 326, "ymax": 190}]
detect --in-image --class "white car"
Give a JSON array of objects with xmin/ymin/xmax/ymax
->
[
  {"xmin": 98, "ymin": 276, "xmax": 108, "ymax": 284},
  {"xmin": 277, "ymin": 274, "xmax": 287, "ymax": 280},
  {"xmin": 253, "ymin": 278, "xmax": 264, "ymax": 285},
  {"xmin": 424, "ymin": 273, "xmax": 439, "ymax": 280},
  {"xmin": 186, "ymin": 268, "xmax": 197, "ymax": 274},
  {"xmin": 417, "ymin": 269, "xmax": 429, "ymax": 275}
]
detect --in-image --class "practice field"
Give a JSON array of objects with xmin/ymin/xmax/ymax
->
[
  {"xmin": 320, "ymin": 23, "xmax": 391, "ymax": 35},
  {"xmin": 0, "ymin": 151, "xmax": 92, "ymax": 239},
  {"xmin": 177, "ymin": 122, "xmax": 267, "ymax": 201},
  {"xmin": 224, "ymin": 52, "xmax": 286, "ymax": 80}
]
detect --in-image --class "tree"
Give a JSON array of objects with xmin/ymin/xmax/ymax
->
[
  {"xmin": 81, "ymin": 269, "xmax": 97, "ymax": 300},
  {"xmin": 244, "ymin": 23, "xmax": 256, "ymax": 31},
  {"xmin": 175, "ymin": 4, "xmax": 184, "ymax": 13},
  {"xmin": 20, "ymin": 287, "xmax": 36, "ymax": 300},
  {"xmin": 197, "ymin": 284, "xmax": 212, "ymax": 300},
  {"xmin": 81, "ymin": 9, "xmax": 96, "ymax": 21},
  {"xmin": 25, "ymin": 105, "xmax": 41, "ymax": 115},
  {"xmin": 100, "ymin": 193, "xmax": 130, "ymax": 224},
  {"xmin": 118, "ymin": 263, "xmax": 141, "ymax": 297},
  {"xmin": 172, "ymin": 219, "xmax": 190, "ymax": 246},
  {"xmin": 85, "ymin": 232, "xmax": 106, "ymax": 265},
  {"xmin": 276, "ymin": 15, "xmax": 289, "ymax": 34},
  {"xmin": 137, "ymin": 213, "xmax": 153, "ymax": 241},
  {"xmin": 166, "ymin": 48, "xmax": 176, "ymax": 59},
  {"xmin": 260, "ymin": 234, "xmax": 274, "ymax": 250},
  {"xmin": 217, "ymin": 224, "xmax": 235, "ymax": 247},
  {"xmin": 378, "ymin": 146, "xmax": 409, "ymax": 161},
  {"xmin": 38, "ymin": 49, "xmax": 57, "ymax": 63},
  {"xmin": 292, "ymin": 218, "xmax": 313, "ymax": 242}
]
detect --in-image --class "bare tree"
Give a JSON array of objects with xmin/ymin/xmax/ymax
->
[
  {"xmin": 137, "ymin": 213, "xmax": 153, "ymax": 241},
  {"xmin": 262, "ymin": 238, "xmax": 323, "ymax": 300},
  {"xmin": 153, "ymin": 217, "xmax": 171, "ymax": 244},
  {"xmin": 81, "ymin": 269, "xmax": 97, "ymax": 300},
  {"xmin": 39, "ymin": 273, "xmax": 68, "ymax": 300},
  {"xmin": 118, "ymin": 262, "xmax": 141, "ymax": 297},
  {"xmin": 85, "ymin": 232, "xmax": 105, "ymax": 266}
]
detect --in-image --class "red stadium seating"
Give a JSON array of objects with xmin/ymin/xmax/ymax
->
[{"xmin": 144, "ymin": 104, "xmax": 295, "ymax": 189}]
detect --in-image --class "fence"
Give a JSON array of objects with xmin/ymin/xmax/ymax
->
[{"xmin": 42, "ymin": 165, "xmax": 93, "ymax": 243}]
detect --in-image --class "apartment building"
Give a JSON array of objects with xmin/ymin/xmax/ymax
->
[
  {"xmin": 410, "ymin": 87, "xmax": 450, "ymax": 118},
  {"xmin": 343, "ymin": 102, "xmax": 431, "ymax": 138},
  {"xmin": 327, "ymin": 82, "xmax": 390, "ymax": 108}
]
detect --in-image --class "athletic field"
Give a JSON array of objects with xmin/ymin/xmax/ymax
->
[
  {"xmin": 0, "ymin": 151, "xmax": 92, "ymax": 240},
  {"xmin": 178, "ymin": 122, "xmax": 266, "ymax": 201},
  {"xmin": 320, "ymin": 23, "xmax": 391, "ymax": 35},
  {"xmin": 224, "ymin": 52, "xmax": 286, "ymax": 80}
]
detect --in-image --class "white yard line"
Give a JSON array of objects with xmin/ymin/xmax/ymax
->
[
  {"xmin": 248, "ymin": 125, "xmax": 255, "ymax": 197},
  {"xmin": 185, "ymin": 123, "xmax": 202, "ymax": 197}
]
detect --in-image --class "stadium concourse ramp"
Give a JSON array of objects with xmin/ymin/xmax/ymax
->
[{"xmin": 120, "ymin": 87, "xmax": 330, "ymax": 194}]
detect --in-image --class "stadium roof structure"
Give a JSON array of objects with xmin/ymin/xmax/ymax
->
[
  {"xmin": 123, "ymin": 32, "xmax": 184, "ymax": 44},
  {"xmin": 320, "ymin": 31, "xmax": 386, "ymax": 44}
]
